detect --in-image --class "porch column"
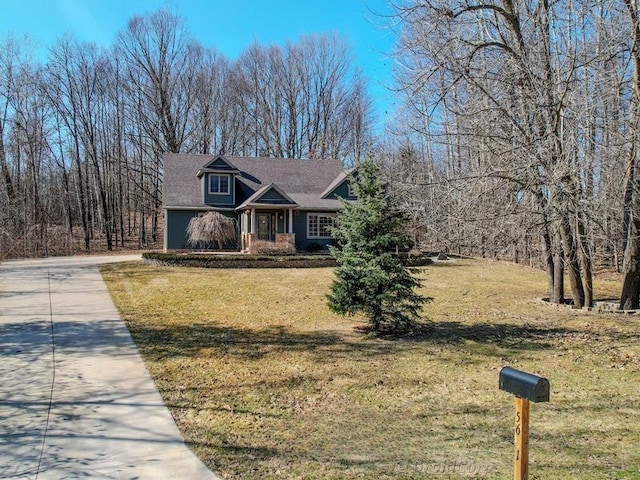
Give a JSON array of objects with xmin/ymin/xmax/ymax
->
[
  {"xmin": 288, "ymin": 208, "xmax": 294, "ymax": 234},
  {"xmin": 240, "ymin": 212, "xmax": 246, "ymax": 251}
]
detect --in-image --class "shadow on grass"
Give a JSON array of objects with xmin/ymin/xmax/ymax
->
[
  {"xmin": 127, "ymin": 319, "xmax": 585, "ymax": 362},
  {"xmin": 187, "ymin": 439, "xmax": 282, "ymax": 475},
  {"xmin": 129, "ymin": 324, "xmax": 352, "ymax": 360},
  {"xmin": 422, "ymin": 261, "xmax": 473, "ymax": 268},
  {"xmin": 418, "ymin": 321, "xmax": 579, "ymax": 347},
  {"xmin": 212, "ymin": 442, "xmax": 280, "ymax": 460}
]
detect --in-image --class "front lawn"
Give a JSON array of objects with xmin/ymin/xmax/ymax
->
[{"xmin": 100, "ymin": 259, "xmax": 640, "ymax": 479}]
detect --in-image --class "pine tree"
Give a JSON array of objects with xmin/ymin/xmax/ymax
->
[{"xmin": 327, "ymin": 158, "xmax": 430, "ymax": 334}]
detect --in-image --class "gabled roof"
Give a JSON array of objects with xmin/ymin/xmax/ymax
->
[
  {"xmin": 196, "ymin": 155, "xmax": 240, "ymax": 177},
  {"xmin": 236, "ymin": 183, "xmax": 298, "ymax": 210},
  {"xmin": 163, "ymin": 154, "xmax": 349, "ymax": 211},
  {"xmin": 320, "ymin": 167, "xmax": 356, "ymax": 199}
]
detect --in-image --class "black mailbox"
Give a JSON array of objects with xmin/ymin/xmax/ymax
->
[{"xmin": 499, "ymin": 367, "xmax": 550, "ymax": 403}]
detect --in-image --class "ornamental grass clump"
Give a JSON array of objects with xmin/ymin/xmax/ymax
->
[{"xmin": 186, "ymin": 211, "xmax": 237, "ymax": 249}]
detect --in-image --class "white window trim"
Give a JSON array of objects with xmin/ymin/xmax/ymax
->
[
  {"xmin": 208, "ymin": 173, "xmax": 231, "ymax": 195},
  {"xmin": 307, "ymin": 212, "xmax": 336, "ymax": 239}
]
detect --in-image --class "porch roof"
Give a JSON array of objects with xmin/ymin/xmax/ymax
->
[{"xmin": 236, "ymin": 183, "xmax": 298, "ymax": 210}]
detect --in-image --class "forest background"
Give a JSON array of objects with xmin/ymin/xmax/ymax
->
[{"xmin": 3, "ymin": 1, "xmax": 640, "ymax": 309}]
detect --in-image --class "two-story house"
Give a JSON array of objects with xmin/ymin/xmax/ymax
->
[{"xmin": 163, "ymin": 154, "xmax": 356, "ymax": 252}]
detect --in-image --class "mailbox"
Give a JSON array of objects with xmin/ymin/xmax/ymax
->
[{"xmin": 499, "ymin": 367, "xmax": 550, "ymax": 403}]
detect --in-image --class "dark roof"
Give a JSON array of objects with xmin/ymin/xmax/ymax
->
[{"xmin": 163, "ymin": 154, "xmax": 348, "ymax": 210}]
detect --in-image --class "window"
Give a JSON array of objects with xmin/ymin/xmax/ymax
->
[
  {"xmin": 209, "ymin": 174, "xmax": 230, "ymax": 195},
  {"xmin": 307, "ymin": 213, "xmax": 336, "ymax": 238}
]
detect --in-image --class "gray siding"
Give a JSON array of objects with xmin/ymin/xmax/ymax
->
[
  {"xmin": 165, "ymin": 210, "xmax": 199, "ymax": 250},
  {"xmin": 208, "ymin": 157, "xmax": 236, "ymax": 170},
  {"xmin": 167, "ymin": 209, "xmax": 339, "ymax": 252},
  {"xmin": 325, "ymin": 179, "xmax": 356, "ymax": 201},
  {"xmin": 293, "ymin": 210, "xmax": 337, "ymax": 251},
  {"xmin": 203, "ymin": 173, "xmax": 235, "ymax": 206},
  {"xmin": 165, "ymin": 209, "xmax": 239, "ymax": 250},
  {"xmin": 256, "ymin": 188, "xmax": 294, "ymax": 205}
]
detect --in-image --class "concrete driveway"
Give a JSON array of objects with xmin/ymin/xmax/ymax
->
[{"xmin": 0, "ymin": 255, "xmax": 218, "ymax": 479}]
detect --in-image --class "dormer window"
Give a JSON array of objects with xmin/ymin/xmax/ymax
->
[{"xmin": 209, "ymin": 174, "xmax": 230, "ymax": 195}]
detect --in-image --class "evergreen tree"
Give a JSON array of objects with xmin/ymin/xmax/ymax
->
[{"xmin": 327, "ymin": 158, "xmax": 429, "ymax": 334}]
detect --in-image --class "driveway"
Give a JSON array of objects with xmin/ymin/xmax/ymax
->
[{"xmin": 0, "ymin": 255, "xmax": 218, "ymax": 479}]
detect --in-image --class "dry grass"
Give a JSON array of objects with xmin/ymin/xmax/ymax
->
[{"xmin": 100, "ymin": 259, "xmax": 640, "ymax": 479}]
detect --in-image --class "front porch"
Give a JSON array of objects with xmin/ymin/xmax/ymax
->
[{"xmin": 239, "ymin": 207, "xmax": 297, "ymax": 253}]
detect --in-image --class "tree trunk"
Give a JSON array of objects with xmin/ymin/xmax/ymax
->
[
  {"xmin": 620, "ymin": 0, "xmax": 640, "ymax": 309},
  {"xmin": 541, "ymin": 219, "xmax": 555, "ymax": 300},
  {"xmin": 620, "ymin": 210, "xmax": 640, "ymax": 309},
  {"xmin": 559, "ymin": 214, "xmax": 585, "ymax": 309},
  {"xmin": 577, "ymin": 212, "xmax": 594, "ymax": 307},
  {"xmin": 553, "ymin": 229, "xmax": 565, "ymax": 304}
]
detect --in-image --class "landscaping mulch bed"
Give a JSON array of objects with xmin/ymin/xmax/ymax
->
[{"xmin": 142, "ymin": 252, "xmax": 433, "ymax": 269}]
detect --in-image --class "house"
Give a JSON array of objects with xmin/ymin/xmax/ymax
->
[{"xmin": 163, "ymin": 154, "xmax": 356, "ymax": 252}]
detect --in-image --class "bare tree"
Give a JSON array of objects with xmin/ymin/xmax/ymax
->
[
  {"xmin": 44, "ymin": 38, "xmax": 113, "ymax": 250},
  {"xmin": 0, "ymin": 35, "xmax": 22, "ymax": 256},
  {"xmin": 116, "ymin": 10, "xmax": 193, "ymax": 242},
  {"xmin": 117, "ymin": 9, "xmax": 198, "ymax": 154},
  {"xmin": 233, "ymin": 35, "xmax": 372, "ymax": 161},
  {"xmin": 191, "ymin": 48, "xmax": 230, "ymax": 154},
  {"xmin": 0, "ymin": 35, "xmax": 60, "ymax": 257},
  {"xmin": 390, "ymin": 0, "xmax": 601, "ymax": 307},
  {"xmin": 619, "ymin": 0, "xmax": 640, "ymax": 309}
]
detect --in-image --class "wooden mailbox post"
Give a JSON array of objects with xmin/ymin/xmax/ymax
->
[{"xmin": 499, "ymin": 367, "xmax": 550, "ymax": 480}]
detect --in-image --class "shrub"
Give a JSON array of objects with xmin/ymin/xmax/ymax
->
[
  {"xmin": 186, "ymin": 212, "xmax": 237, "ymax": 249},
  {"xmin": 328, "ymin": 158, "xmax": 430, "ymax": 335},
  {"xmin": 307, "ymin": 242, "xmax": 323, "ymax": 253},
  {"xmin": 142, "ymin": 252, "xmax": 337, "ymax": 268},
  {"xmin": 249, "ymin": 240, "xmax": 296, "ymax": 256}
]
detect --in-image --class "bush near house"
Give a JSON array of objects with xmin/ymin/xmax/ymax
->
[
  {"xmin": 143, "ymin": 252, "xmax": 337, "ymax": 268},
  {"xmin": 142, "ymin": 252, "xmax": 432, "ymax": 269},
  {"xmin": 248, "ymin": 240, "xmax": 296, "ymax": 256}
]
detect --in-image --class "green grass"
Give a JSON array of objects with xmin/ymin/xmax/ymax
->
[{"xmin": 100, "ymin": 259, "xmax": 640, "ymax": 479}]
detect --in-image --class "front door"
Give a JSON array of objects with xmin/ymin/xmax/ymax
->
[{"xmin": 257, "ymin": 213, "xmax": 272, "ymax": 241}]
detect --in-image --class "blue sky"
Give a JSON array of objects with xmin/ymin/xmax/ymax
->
[{"xmin": 0, "ymin": 0, "xmax": 399, "ymax": 129}]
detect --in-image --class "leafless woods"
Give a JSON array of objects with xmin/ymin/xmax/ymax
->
[
  {"xmin": 0, "ymin": 10, "xmax": 371, "ymax": 258},
  {"xmin": 4, "ymin": 4, "xmax": 640, "ymax": 308},
  {"xmin": 387, "ymin": 0, "xmax": 640, "ymax": 308}
]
